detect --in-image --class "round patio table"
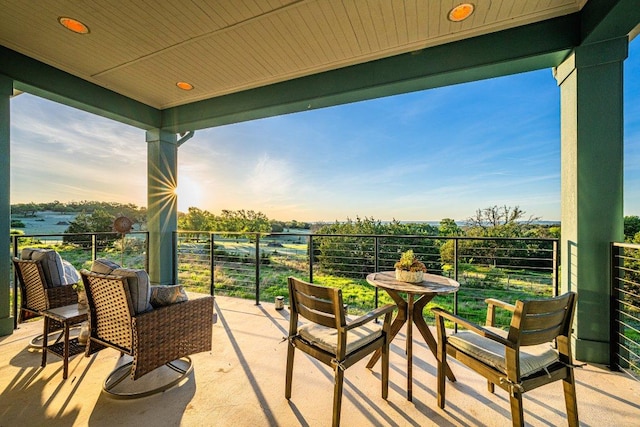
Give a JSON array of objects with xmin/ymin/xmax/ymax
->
[{"xmin": 365, "ymin": 271, "xmax": 459, "ymax": 401}]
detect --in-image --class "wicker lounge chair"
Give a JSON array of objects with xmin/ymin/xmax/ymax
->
[
  {"xmin": 13, "ymin": 257, "xmax": 79, "ymax": 347},
  {"xmin": 80, "ymin": 269, "xmax": 214, "ymax": 398}
]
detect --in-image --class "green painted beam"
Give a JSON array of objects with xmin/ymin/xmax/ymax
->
[
  {"xmin": 0, "ymin": 46, "xmax": 161, "ymax": 130},
  {"xmin": 581, "ymin": 0, "xmax": 640, "ymax": 44},
  {"xmin": 0, "ymin": 75, "xmax": 13, "ymax": 336},
  {"xmin": 161, "ymin": 14, "xmax": 579, "ymax": 133}
]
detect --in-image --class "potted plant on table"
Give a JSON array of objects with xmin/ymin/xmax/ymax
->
[{"xmin": 394, "ymin": 250, "xmax": 427, "ymax": 283}]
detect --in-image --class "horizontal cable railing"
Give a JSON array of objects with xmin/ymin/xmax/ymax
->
[
  {"xmin": 176, "ymin": 232, "xmax": 558, "ymax": 326},
  {"xmin": 611, "ymin": 242, "xmax": 640, "ymax": 381}
]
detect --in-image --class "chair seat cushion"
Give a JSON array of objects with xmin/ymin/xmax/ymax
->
[
  {"xmin": 299, "ymin": 319, "xmax": 382, "ymax": 356},
  {"xmin": 448, "ymin": 327, "xmax": 559, "ymax": 377}
]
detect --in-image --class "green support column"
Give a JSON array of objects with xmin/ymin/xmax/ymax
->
[
  {"xmin": 146, "ymin": 130, "xmax": 178, "ymax": 285},
  {"xmin": 0, "ymin": 75, "xmax": 13, "ymax": 335},
  {"xmin": 554, "ymin": 37, "xmax": 628, "ymax": 362}
]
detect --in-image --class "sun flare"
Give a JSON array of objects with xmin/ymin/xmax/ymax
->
[{"xmin": 175, "ymin": 174, "xmax": 203, "ymax": 212}]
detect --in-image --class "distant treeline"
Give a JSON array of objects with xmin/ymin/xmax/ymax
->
[
  {"xmin": 10, "ymin": 201, "xmax": 640, "ymax": 243},
  {"xmin": 11, "ymin": 200, "xmax": 146, "ymax": 222}
]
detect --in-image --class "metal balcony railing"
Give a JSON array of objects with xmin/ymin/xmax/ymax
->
[
  {"xmin": 177, "ymin": 232, "xmax": 558, "ymax": 326},
  {"xmin": 611, "ymin": 242, "xmax": 640, "ymax": 381},
  {"xmin": 9, "ymin": 230, "xmax": 639, "ymax": 381}
]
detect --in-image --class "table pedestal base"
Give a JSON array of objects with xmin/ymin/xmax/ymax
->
[{"xmin": 366, "ymin": 289, "xmax": 456, "ymax": 401}]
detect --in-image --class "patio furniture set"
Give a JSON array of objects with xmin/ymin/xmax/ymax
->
[{"xmin": 13, "ymin": 249, "xmax": 578, "ymax": 427}]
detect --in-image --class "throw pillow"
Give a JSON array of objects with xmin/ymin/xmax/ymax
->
[
  {"xmin": 62, "ymin": 260, "xmax": 81, "ymax": 285},
  {"xmin": 150, "ymin": 285, "xmax": 189, "ymax": 308},
  {"xmin": 112, "ymin": 268, "xmax": 153, "ymax": 314}
]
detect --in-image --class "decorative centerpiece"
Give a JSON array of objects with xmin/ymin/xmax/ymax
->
[{"xmin": 394, "ymin": 250, "xmax": 427, "ymax": 283}]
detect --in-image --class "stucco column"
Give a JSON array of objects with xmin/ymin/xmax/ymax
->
[
  {"xmin": 554, "ymin": 37, "xmax": 628, "ymax": 362},
  {"xmin": 0, "ymin": 75, "xmax": 13, "ymax": 335},
  {"xmin": 146, "ymin": 129, "xmax": 178, "ymax": 285}
]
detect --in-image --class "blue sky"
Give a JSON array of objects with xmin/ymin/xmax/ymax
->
[{"xmin": 10, "ymin": 38, "xmax": 640, "ymax": 223}]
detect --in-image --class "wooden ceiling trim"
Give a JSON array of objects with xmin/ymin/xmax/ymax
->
[{"xmin": 161, "ymin": 13, "xmax": 579, "ymax": 132}]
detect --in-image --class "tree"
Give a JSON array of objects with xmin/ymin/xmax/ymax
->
[
  {"xmin": 465, "ymin": 205, "xmax": 539, "ymax": 237},
  {"xmin": 63, "ymin": 209, "xmax": 117, "ymax": 246},
  {"xmin": 439, "ymin": 218, "xmax": 462, "ymax": 236},
  {"xmin": 314, "ymin": 217, "xmax": 442, "ymax": 278},
  {"xmin": 624, "ymin": 216, "xmax": 640, "ymax": 241},
  {"xmin": 463, "ymin": 205, "xmax": 543, "ymax": 268}
]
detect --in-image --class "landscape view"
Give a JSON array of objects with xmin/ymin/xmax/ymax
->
[{"xmin": 9, "ymin": 200, "xmax": 640, "ymax": 332}]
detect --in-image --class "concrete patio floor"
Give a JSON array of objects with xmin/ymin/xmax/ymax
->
[{"xmin": 1, "ymin": 296, "xmax": 639, "ymax": 426}]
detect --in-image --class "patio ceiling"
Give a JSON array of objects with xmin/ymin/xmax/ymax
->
[{"xmin": 0, "ymin": 0, "xmax": 638, "ymax": 132}]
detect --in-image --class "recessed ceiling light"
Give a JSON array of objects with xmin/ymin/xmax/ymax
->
[
  {"xmin": 176, "ymin": 81, "xmax": 194, "ymax": 91},
  {"xmin": 448, "ymin": 3, "xmax": 475, "ymax": 22},
  {"xmin": 58, "ymin": 17, "xmax": 90, "ymax": 34}
]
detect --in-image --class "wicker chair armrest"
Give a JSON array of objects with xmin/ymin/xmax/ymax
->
[
  {"xmin": 432, "ymin": 307, "xmax": 513, "ymax": 348},
  {"xmin": 345, "ymin": 304, "xmax": 396, "ymax": 331},
  {"xmin": 132, "ymin": 294, "xmax": 214, "ymax": 379},
  {"xmin": 46, "ymin": 284, "xmax": 79, "ymax": 308}
]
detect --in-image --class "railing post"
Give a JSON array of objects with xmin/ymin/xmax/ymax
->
[
  {"xmin": 309, "ymin": 235, "xmax": 314, "ymax": 283},
  {"xmin": 12, "ymin": 235, "xmax": 18, "ymax": 329},
  {"xmin": 454, "ymin": 237, "xmax": 459, "ymax": 333},
  {"xmin": 609, "ymin": 243, "xmax": 621, "ymax": 371},
  {"xmin": 145, "ymin": 231, "xmax": 150, "ymax": 273},
  {"xmin": 172, "ymin": 231, "xmax": 177, "ymax": 284},
  {"xmin": 553, "ymin": 240, "xmax": 559, "ymax": 296},
  {"xmin": 374, "ymin": 236, "xmax": 379, "ymax": 309},
  {"xmin": 255, "ymin": 233, "xmax": 260, "ymax": 305},
  {"xmin": 210, "ymin": 233, "xmax": 215, "ymax": 297},
  {"xmin": 91, "ymin": 234, "xmax": 97, "ymax": 261}
]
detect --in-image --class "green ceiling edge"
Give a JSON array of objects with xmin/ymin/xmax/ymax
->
[
  {"xmin": 581, "ymin": 0, "xmax": 640, "ymax": 44},
  {"xmin": 0, "ymin": 46, "xmax": 160, "ymax": 129}
]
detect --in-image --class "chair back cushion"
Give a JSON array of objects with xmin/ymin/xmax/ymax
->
[
  {"xmin": 448, "ymin": 326, "xmax": 559, "ymax": 377},
  {"xmin": 299, "ymin": 318, "xmax": 382, "ymax": 355},
  {"xmin": 91, "ymin": 258, "xmax": 122, "ymax": 274},
  {"xmin": 112, "ymin": 268, "xmax": 153, "ymax": 314},
  {"xmin": 21, "ymin": 248, "xmax": 66, "ymax": 287}
]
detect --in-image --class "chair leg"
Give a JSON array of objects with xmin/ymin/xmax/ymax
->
[
  {"xmin": 487, "ymin": 380, "xmax": 495, "ymax": 393},
  {"xmin": 381, "ymin": 339, "xmax": 389, "ymax": 399},
  {"xmin": 333, "ymin": 367, "xmax": 345, "ymax": 427},
  {"xmin": 437, "ymin": 346, "xmax": 447, "ymax": 409},
  {"xmin": 285, "ymin": 342, "xmax": 295, "ymax": 399},
  {"xmin": 509, "ymin": 392, "xmax": 525, "ymax": 427},
  {"xmin": 563, "ymin": 370, "xmax": 579, "ymax": 427}
]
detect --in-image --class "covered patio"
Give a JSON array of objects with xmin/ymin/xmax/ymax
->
[
  {"xmin": 1, "ymin": 296, "xmax": 638, "ymax": 426},
  {"xmin": 1, "ymin": 1, "xmax": 640, "ymax": 424}
]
